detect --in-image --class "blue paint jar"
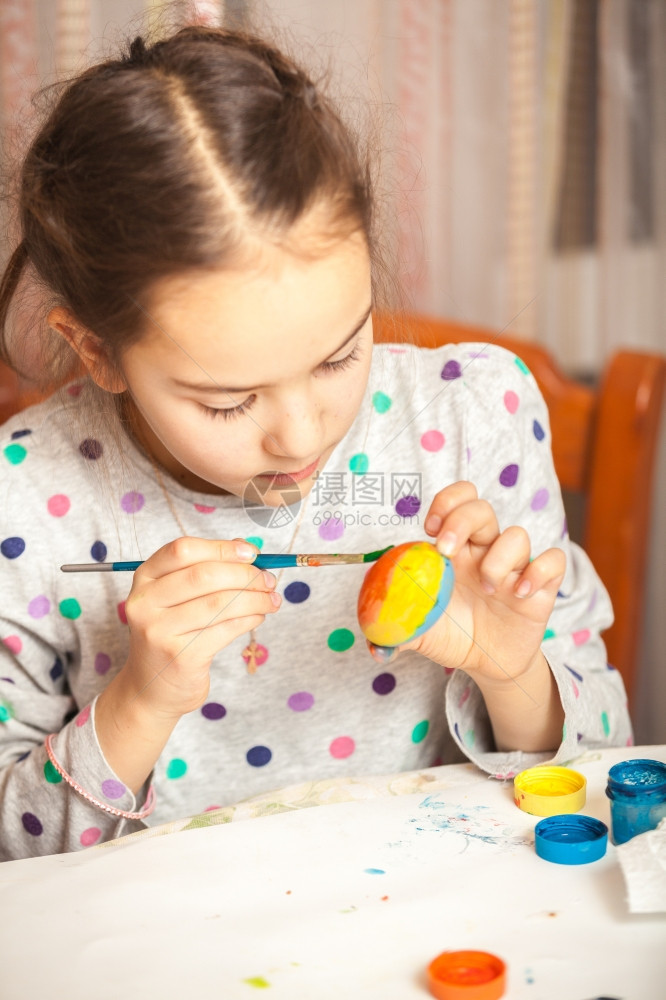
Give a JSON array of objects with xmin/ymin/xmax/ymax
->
[{"xmin": 605, "ymin": 758, "xmax": 666, "ymax": 845}]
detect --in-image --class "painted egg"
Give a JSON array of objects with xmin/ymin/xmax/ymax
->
[{"xmin": 357, "ymin": 541, "xmax": 454, "ymax": 649}]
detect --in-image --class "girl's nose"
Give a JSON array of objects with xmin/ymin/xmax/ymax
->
[{"xmin": 264, "ymin": 391, "xmax": 323, "ymax": 462}]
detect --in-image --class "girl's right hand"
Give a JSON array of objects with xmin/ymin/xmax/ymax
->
[{"xmin": 120, "ymin": 537, "xmax": 281, "ymax": 720}]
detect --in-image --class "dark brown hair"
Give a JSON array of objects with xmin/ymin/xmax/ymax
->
[{"xmin": 0, "ymin": 25, "xmax": 379, "ymax": 386}]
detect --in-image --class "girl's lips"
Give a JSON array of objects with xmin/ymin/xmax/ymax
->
[{"xmin": 256, "ymin": 456, "xmax": 321, "ymax": 486}]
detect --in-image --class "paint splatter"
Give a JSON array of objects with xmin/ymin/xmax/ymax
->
[
  {"xmin": 410, "ymin": 796, "xmax": 530, "ymax": 851},
  {"xmin": 243, "ymin": 976, "xmax": 270, "ymax": 989},
  {"xmin": 364, "ymin": 867, "xmax": 386, "ymax": 875}
]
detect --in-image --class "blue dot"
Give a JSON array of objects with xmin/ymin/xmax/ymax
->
[
  {"xmin": 284, "ymin": 581, "xmax": 311, "ymax": 604},
  {"xmin": 90, "ymin": 540, "xmax": 107, "ymax": 562},
  {"xmin": 246, "ymin": 745, "xmax": 272, "ymax": 768},
  {"xmin": 533, "ymin": 419, "xmax": 545, "ymax": 441},
  {"xmin": 1, "ymin": 537, "xmax": 25, "ymax": 559},
  {"xmin": 10, "ymin": 429, "xmax": 31, "ymax": 440},
  {"xmin": 50, "ymin": 658, "xmax": 63, "ymax": 682}
]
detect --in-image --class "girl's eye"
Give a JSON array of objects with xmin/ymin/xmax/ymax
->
[
  {"xmin": 200, "ymin": 395, "xmax": 256, "ymax": 420},
  {"xmin": 319, "ymin": 344, "xmax": 362, "ymax": 374}
]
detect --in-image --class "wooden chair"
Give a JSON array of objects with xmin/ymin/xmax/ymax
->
[{"xmin": 373, "ymin": 312, "xmax": 666, "ymax": 709}]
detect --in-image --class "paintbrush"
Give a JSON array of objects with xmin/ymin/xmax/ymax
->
[{"xmin": 60, "ymin": 545, "xmax": 394, "ymax": 573}]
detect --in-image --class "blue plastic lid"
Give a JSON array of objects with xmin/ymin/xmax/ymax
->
[{"xmin": 534, "ymin": 814, "xmax": 608, "ymax": 865}]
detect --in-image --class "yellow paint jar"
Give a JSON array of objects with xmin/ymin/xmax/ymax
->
[{"xmin": 513, "ymin": 766, "xmax": 586, "ymax": 816}]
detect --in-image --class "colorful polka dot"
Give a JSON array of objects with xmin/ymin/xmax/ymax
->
[
  {"xmin": 117, "ymin": 601, "xmax": 127, "ymax": 624},
  {"xmin": 44, "ymin": 760, "xmax": 62, "ymax": 784},
  {"xmin": 287, "ymin": 691, "xmax": 314, "ymax": 712},
  {"xmin": 59, "ymin": 598, "xmax": 81, "ymax": 619},
  {"xmin": 10, "ymin": 428, "xmax": 31, "ymax": 439},
  {"xmin": 499, "ymin": 464, "xmax": 519, "ymax": 487},
  {"xmin": 79, "ymin": 439, "xmax": 103, "ymax": 460},
  {"xmin": 194, "ymin": 504, "xmax": 216, "ymax": 513},
  {"xmin": 241, "ymin": 642, "xmax": 268, "ymax": 668},
  {"xmin": 2, "ymin": 635, "xmax": 22, "ymax": 654},
  {"xmin": 372, "ymin": 672, "xmax": 396, "ymax": 695},
  {"xmin": 91, "ymin": 540, "xmax": 107, "ymax": 562},
  {"xmin": 50, "ymin": 658, "xmax": 63, "ymax": 682},
  {"xmin": 372, "ymin": 391, "xmax": 392, "ymax": 413},
  {"xmin": 66, "ymin": 383, "xmax": 83, "ymax": 396},
  {"xmin": 247, "ymin": 745, "xmax": 272, "ymax": 767},
  {"xmin": 327, "ymin": 628, "xmax": 355, "ymax": 652},
  {"xmin": 0, "ymin": 703, "xmax": 12, "ymax": 722},
  {"xmin": 101, "ymin": 778, "xmax": 126, "ymax": 799},
  {"xmin": 464, "ymin": 729, "xmax": 476, "ymax": 747},
  {"xmin": 47, "ymin": 494, "xmax": 71, "ymax": 517},
  {"xmin": 121, "ymin": 491, "xmax": 145, "ymax": 514},
  {"xmin": 1, "ymin": 536, "xmax": 25, "ymax": 559},
  {"xmin": 22, "ymin": 812, "xmax": 43, "ymax": 836},
  {"xmin": 572, "ymin": 628, "xmax": 590, "ymax": 646},
  {"xmin": 543, "ymin": 628, "xmax": 555, "ymax": 640},
  {"xmin": 201, "ymin": 702, "xmax": 226, "ymax": 720},
  {"xmin": 76, "ymin": 705, "xmax": 91, "ymax": 727},
  {"xmin": 318, "ymin": 515, "xmax": 344, "ymax": 541},
  {"xmin": 601, "ymin": 711, "xmax": 610, "ymax": 737},
  {"xmin": 166, "ymin": 758, "xmax": 187, "ymax": 779},
  {"xmin": 533, "ymin": 420, "xmax": 545, "ymax": 441},
  {"xmin": 395, "ymin": 495, "xmax": 421, "ymax": 517},
  {"xmin": 530, "ymin": 488, "xmax": 549, "ymax": 511},
  {"xmin": 514, "ymin": 356, "xmax": 530, "ymax": 375},
  {"xmin": 411, "ymin": 720, "xmax": 429, "ymax": 743},
  {"xmin": 245, "ymin": 536, "xmax": 264, "ymax": 550},
  {"xmin": 329, "ymin": 736, "xmax": 355, "ymax": 759},
  {"xmin": 94, "ymin": 652, "xmax": 111, "ymax": 675},
  {"xmin": 80, "ymin": 827, "xmax": 101, "ymax": 847},
  {"xmin": 284, "ymin": 581, "xmax": 310, "ymax": 603},
  {"xmin": 503, "ymin": 390, "xmax": 519, "ymax": 413},
  {"xmin": 420, "ymin": 430, "xmax": 445, "ymax": 452},
  {"xmin": 349, "ymin": 453, "xmax": 369, "ymax": 475},
  {"xmin": 3, "ymin": 443, "xmax": 27, "ymax": 465},
  {"xmin": 441, "ymin": 360, "xmax": 462, "ymax": 380},
  {"xmin": 28, "ymin": 595, "xmax": 51, "ymax": 618}
]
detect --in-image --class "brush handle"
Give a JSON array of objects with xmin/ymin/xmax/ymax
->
[{"xmin": 60, "ymin": 548, "xmax": 392, "ymax": 573}]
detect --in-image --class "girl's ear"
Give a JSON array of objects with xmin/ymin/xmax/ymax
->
[{"xmin": 47, "ymin": 307, "xmax": 127, "ymax": 393}]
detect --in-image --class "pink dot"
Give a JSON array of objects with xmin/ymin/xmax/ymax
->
[
  {"xmin": 572, "ymin": 680, "xmax": 580, "ymax": 698},
  {"xmin": 530, "ymin": 488, "xmax": 549, "ymax": 511},
  {"xmin": 47, "ymin": 494, "xmax": 71, "ymax": 517},
  {"xmin": 421, "ymin": 430, "xmax": 445, "ymax": 452},
  {"xmin": 28, "ymin": 595, "xmax": 51, "ymax": 618},
  {"xmin": 204, "ymin": 805, "xmax": 221, "ymax": 812},
  {"xmin": 458, "ymin": 686, "xmax": 470, "ymax": 708},
  {"xmin": 117, "ymin": 601, "xmax": 127, "ymax": 625},
  {"xmin": 504, "ymin": 390, "xmax": 520, "ymax": 414},
  {"xmin": 318, "ymin": 516, "xmax": 344, "ymax": 542},
  {"xmin": 329, "ymin": 736, "xmax": 355, "ymax": 759},
  {"xmin": 76, "ymin": 705, "xmax": 91, "ymax": 727},
  {"xmin": 80, "ymin": 827, "xmax": 101, "ymax": 847},
  {"xmin": 94, "ymin": 652, "xmax": 111, "ymax": 675},
  {"xmin": 241, "ymin": 643, "xmax": 268, "ymax": 668},
  {"xmin": 194, "ymin": 504, "xmax": 216, "ymax": 513},
  {"xmin": 572, "ymin": 629, "xmax": 590, "ymax": 646},
  {"xmin": 2, "ymin": 635, "xmax": 22, "ymax": 654},
  {"xmin": 66, "ymin": 383, "xmax": 83, "ymax": 397}
]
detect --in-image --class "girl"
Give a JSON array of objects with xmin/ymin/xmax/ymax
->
[{"xmin": 0, "ymin": 26, "xmax": 631, "ymax": 861}]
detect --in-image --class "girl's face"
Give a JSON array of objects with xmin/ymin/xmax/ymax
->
[{"xmin": 118, "ymin": 232, "xmax": 373, "ymax": 504}]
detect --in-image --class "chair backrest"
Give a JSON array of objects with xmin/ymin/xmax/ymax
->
[{"xmin": 373, "ymin": 312, "xmax": 666, "ymax": 709}]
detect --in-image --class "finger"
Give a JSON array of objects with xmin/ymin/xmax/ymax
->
[
  {"xmin": 512, "ymin": 547, "xmax": 566, "ymax": 599},
  {"xmin": 478, "ymin": 525, "xmax": 531, "ymax": 593},
  {"xmin": 433, "ymin": 498, "xmax": 500, "ymax": 557},
  {"xmin": 136, "ymin": 536, "xmax": 258, "ymax": 582},
  {"xmin": 424, "ymin": 481, "xmax": 478, "ymax": 537},
  {"xmin": 142, "ymin": 588, "xmax": 281, "ymax": 641},
  {"xmin": 136, "ymin": 560, "xmax": 276, "ymax": 611}
]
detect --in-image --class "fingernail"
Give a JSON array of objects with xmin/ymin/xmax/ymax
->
[
  {"xmin": 425, "ymin": 514, "xmax": 442, "ymax": 535},
  {"xmin": 263, "ymin": 571, "xmax": 276, "ymax": 589},
  {"xmin": 270, "ymin": 591, "xmax": 282, "ymax": 607},
  {"xmin": 235, "ymin": 541, "xmax": 257, "ymax": 561},
  {"xmin": 516, "ymin": 579, "xmax": 531, "ymax": 598},
  {"xmin": 437, "ymin": 531, "xmax": 457, "ymax": 557}
]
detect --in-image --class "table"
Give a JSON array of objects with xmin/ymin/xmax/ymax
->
[{"xmin": 1, "ymin": 745, "xmax": 664, "ymax": 999}]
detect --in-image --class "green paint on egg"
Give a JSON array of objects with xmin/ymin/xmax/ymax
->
[
  {"xmin": 411, "ymin": 719, "xmax": 429, "ymax": 744},
  {"xmin": 601, "ymin": 711, "xmax": 610, "ymax": 737},
  {"xmin": 245, "ymin": 536, "xmax": 264, "ymax": 550},
  {"xmin": 372, "ymin": 391, "xmax": 392, "ymax": 413},
  {"xmin": 3, "ymin": 443, "xmax": 27, "ymax": 465},
  {"xmin": 44, "ymin": 760, "xmax": 63, "ymax": 783},
  {"xmin": 328, "ymin": 628, "xmax": 355, "ymax": 652},
  {"xmin": 243, "ymin": 977, "xmax": 270, "ymax": 989},
  {"xmin": 543, "ymin": 628, "xmax": 555, "ymax": 640},
  {"xmin": 349, "ymin": 452, "xmax": 369, "ymax": 475},
  {"xmin": 59, "ymin": 598, "xmax": 82, "ymax": 619},
  {"xmin": 514, "ymin": 356, "xmax": 530, "ymax": 375}
]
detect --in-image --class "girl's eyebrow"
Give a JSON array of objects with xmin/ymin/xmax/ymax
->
[{"xmin": 171, "ymin": 302, "xmax": 373, "ymax": 395}]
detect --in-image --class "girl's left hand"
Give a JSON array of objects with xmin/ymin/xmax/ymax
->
[{"xmin": 368, "ymin": 481, "xmax": 566, "ymax": 684}]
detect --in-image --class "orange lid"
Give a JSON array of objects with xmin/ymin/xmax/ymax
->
[{"xmin": 427, "ymin": 950, "xmax": 506, "ymax": 1000}]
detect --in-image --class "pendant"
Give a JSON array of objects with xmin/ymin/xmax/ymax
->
[{"xmin": 241, "ymin": 636, "xmax": 269, "ymax": 674}]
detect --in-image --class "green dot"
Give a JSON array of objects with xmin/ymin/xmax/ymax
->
[
  {"xmin": 372, "ymin": 391, "xmax": 392, "ymax": 414},
  {"xmin": 166, "ymin": 757, "xmax": 187, "ymax": 779},
  {"xmin": 327, "ymin": 628, "xmax": 355, "ymax": 652},
  {"xmin": 601, "ymin": 711, "xmax": 610, "ymax": 737},
  {"xmin": 59, "ymin": 598, "xmax": 81, "ymax": 620},
  {"xmin": 0, "ymin": 703, "xmax": 12, "ymax": 723},
  {"xmin": 514, "ymin": 356, "xmax": 530, "ymax": 375},
  {"xmin": 245, "ymin": 536, "xmax": 264, "ymax": 550},
  {"xmin": 464, "ymin": 728, "xmax": 476, "ymax": 748},
  {"xmin": 411, "ymin": 719, "xmax": 429, "ymax": 743},
  {"xmin": 243, "ymin": 978, "xmax": 270, "ymax": 989},
  {"xmin": 543, "ymin": 628, "xmax": 555, "ymax": 640},
  {"xmin": 349, "ymin": 453, "xmax": 369, "ymax": 475},
  {"xmin": 44, "ymin": 760, "xmax": 62, "ymax": 783},
  {"xmin": 3, "ymin": 443, "xmax": 27, "ymax": 465}
]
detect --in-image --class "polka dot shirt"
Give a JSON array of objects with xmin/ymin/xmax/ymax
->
[{"xmin": 0, "ymin": 343, "xmax": 632, "ymax": 859}]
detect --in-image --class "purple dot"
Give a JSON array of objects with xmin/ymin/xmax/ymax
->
[
  {"xmin": 101, "ymin": 779, "xmax": 126, "ymax": 800},
  {"xmin": 50, "ymin": 658, "xmax": 63, "ymax": 682},
  {"xmin": 94, "ymin": 652, "xmax": 111, "ymax": 675},
  {"xmin": 90, "ymin": 540, "xmax": 107, "ymax": 562},
  {"xmin": 28, "ymin": 595, "xmax": 51, "ymax": 618},
  {"xmin": 284, "ymin": 581, "xmax": 311, "ymax": 603},
  {"xmin": 1, "ymin": 677, "xmax": 15, "ymax": 683},
  {"xmin": 1, "ymin": 536, "xmax": 25, "ymax": 559},
  {"xmin": 533, "ymin": 420, "xmax": 545, "ymax": 441},
  {"xmin": 79, "ymin": 439, "xmax": 103, "ymax": 460},
  {"xmin": 441, "ymin": 360, "xmax": 462, "ymax": 380},
  {"xmin": 395, "ymin": 495, "xmax": 421, "ymax": 518},
  {"xmin": 287, "ymin": 691, "xmax": 314, "ymax": 712},
  {"xmin": 22, "ymin": 812, "xmax": 43, "ymax": 836},
  {"xmin": 372, "ymin": 672, "xmax": 396, "ymax": 695},
  {"xmin": 318, "ymin": 515, "xmax": 344, "ymax": 541},
  {"xmin": 201, "ymin": 702, "xmax": 226, "ymax": 720},
  {"xmin": 499, "ymin": 464, "xmax": 519, "ymax": 487},
  {"xmin": 121, "ymin": 491, "xmax": 145, "ymax": 514},
  {"xmin": 531, "ymin": 488, "xmax": 549, "ymax": 511},
  {"xmin": 246, "ymin": 745, "xmax": 272, "ymax": 767}
]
